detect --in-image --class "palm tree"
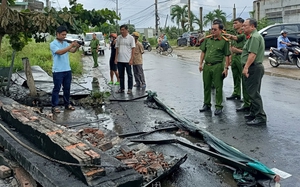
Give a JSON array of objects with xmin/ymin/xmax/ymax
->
[
  {"xmin": 203, "ymin": 12, "xmax": 215, "ymax": 28},
  {"xmin": 170, "ymin": 5, "xmax": 188, "ymax": 32},
  {"xmin": 213, "ymin": 9, "xmax": 226, "ymax": 24}
]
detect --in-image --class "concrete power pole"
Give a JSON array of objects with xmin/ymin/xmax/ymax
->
[
  {"xmin": 199, "ymin": 7, "xmax": 203, "ymax": 32},
  {"xmin": 233, "ymin": 4, "xmax": 236, "ymax": 19},
  {"xmin": 155, "ymin": 0, "xmax": 158, "ymax": 37},
  {"xmin": 188, "ymin": 0, "xmax": 191, "ymax": 31}
]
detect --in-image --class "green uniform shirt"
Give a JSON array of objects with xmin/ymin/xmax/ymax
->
[
  {"xmin": 241, "ymin": 29, "xmax": 265, "ymax": 65},
  {"xmin": 90, "ymin": 38, "xmax": 99, "ymax": 49},
  {"xmin": 200, "ymin": 36, "xmax": 231, "ymax": 63}
]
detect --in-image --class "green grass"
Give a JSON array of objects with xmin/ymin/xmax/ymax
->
[{"xmin": 0, "ymin": 37, "xmax": 83, "ymax": 76}]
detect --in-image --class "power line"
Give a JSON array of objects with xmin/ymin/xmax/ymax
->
[{"xmin": 121, "ymin": 3, "xmax": 154, "ymax": 21}]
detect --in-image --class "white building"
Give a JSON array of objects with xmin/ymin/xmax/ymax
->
[{"xmin": 253, "ymin": 0, "xmax": 300, "ymax": 23}]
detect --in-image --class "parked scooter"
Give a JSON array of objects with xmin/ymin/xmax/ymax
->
[
  {"xmin": 268, "ymin": 41, "xmax": 300, "ymax": 68},
  {"xmin": 142, "ymin": 41, "xmax": 152, "ymax": 52},
  {"xmin": 156, "ymin": 41, "xmax": 173, "ymax": 54}
]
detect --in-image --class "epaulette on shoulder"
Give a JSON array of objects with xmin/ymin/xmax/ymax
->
[
  {"xmin": 222, "ymin": 35, "xmax": 229, "ymax": 41},
  {"xmin": 206, "ymin": 34, "xmax": 213, "ymax": 38}
]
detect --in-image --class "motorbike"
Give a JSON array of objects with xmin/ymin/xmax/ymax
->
[
  {"xmin": 156, "ymin": 41, "xmax": 173, "ymax": 54},
  {"xmin": 268, "ymin": 41, "xmax": 300, "ymax": 68},
  {"xmin": 142, "ymin": 41, "xmax": 152, "ymax": 52}
]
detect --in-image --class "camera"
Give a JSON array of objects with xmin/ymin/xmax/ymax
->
[{"xmin": 64, "ymin": 39, "xmax": 84, "ymax": 46}]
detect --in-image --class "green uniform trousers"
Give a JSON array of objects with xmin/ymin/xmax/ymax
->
[
  {"xmin": 203, "ymin": 63, "xmax": 224, "ymax": 109},
  {"xmin": 231, "ymin": 54, "xmax": 242, "ymax": 96},
  {"xmin": 92, "ymin": 49, "xmax": 98, "ymax": 66},
  {"xmin": 244, "ymin": 63, "xmax": 266, "ymax": 121}
]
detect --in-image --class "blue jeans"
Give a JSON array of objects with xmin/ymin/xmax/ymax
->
[{"xmin": 51, "ymin": 71, "xmax": 72, "ymax": 108}]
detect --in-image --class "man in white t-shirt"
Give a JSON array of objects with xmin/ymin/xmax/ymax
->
[{"xmin": 114, "ymin": 25, "xmax": 136, "ymax": 94}]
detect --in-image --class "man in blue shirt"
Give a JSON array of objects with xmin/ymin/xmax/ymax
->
[
  {"xmin": 50, "ymin": 26, "xmax": 81, "ymax": 113},
  {"xmin": 277, "ymin": 30, "xmax": 292, "ymax": 62}
]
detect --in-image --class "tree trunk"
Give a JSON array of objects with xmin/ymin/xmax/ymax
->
[
  {"xmin": 1, "ymin": 0, "xmax": 7, "ymax": 9},
  {"xmin": 22, "ymin": 57, "xmax": 37, "ymax": 97}
]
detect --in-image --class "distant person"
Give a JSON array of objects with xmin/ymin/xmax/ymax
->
[
  {"xmin": 90, "ymin": 33, "xmax": 99, "ymax": 68},
  {"xmin": 277, "ymin": 30, "xmax": 292, "ymax": 62},
  {"xmin": 50, "ymin": 25, "xmax": 81, "ymax": 113},
  {"xmin": 108, "ymin": 33, "xmax": 120, "ymax": 85},
  {"xmin": 241, "ymin": 18, "xmax": 266, "ymax": 126},
  {"xmin": 114, "ymin": 25, "xmax": 135, "ymax": 94},
  {"xmin": 132, "ymin": 32, "xmax": 146, "ymax": 88}
]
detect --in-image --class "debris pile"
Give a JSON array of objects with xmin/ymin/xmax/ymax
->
[
  {"xmin": 115, "ymin": 143, "xmax": 176, "ymax": 184},
  {"xmin": 78, "ymin": 128, "xmax": 119, "ymax": 151}
]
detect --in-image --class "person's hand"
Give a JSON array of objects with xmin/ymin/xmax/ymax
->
[
  {"xmin": 114, "ymin": 58, "xmax": 118, "ymax": 64},
  {"xmin": 96, "ymin": 49, "xmax": 98, "ymax": 53},
  {"xmin": 71, "ymin": 41, "xmax": 79, "ymax": 47},
  {"xmin": 287, "ymin": 43, "xmax": 291, "ymax": 46},
  {"xmin": 199, "ymin": 64, "xmax": 203, "ymax": 72},
  {"xmin": 223, "ymin": 34, "xmax": 231, "ymax": 39},
  {"xmin": 129, "ymin": 59, "xmax": 133, "ymax": 65},
  {"xmin": 243, "ymin": 67, "xmax": 249, "ymax": 78},
  {"xmin": 222, "ymin": 69, "xmax": 228, "ymax": 78}
]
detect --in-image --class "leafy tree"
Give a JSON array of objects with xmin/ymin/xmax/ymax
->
[
  {"xmin": 0, "ymin": 0, "xmax": 119, "ymax": 52},
  {"xmin": 213, "ymin": 9, "xmax": 226, "ymax": 25},
  {"xmin": 203, "ymin": 12, "xmax": 215, "ymax": 28},
  {"xmin": 170, "ymin": 5, "xmax": 188, "ymax": 32}
]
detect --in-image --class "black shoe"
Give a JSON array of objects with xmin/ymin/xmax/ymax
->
[
  {"xmin": 246, "ymin": 118, "xmax": 266, "ymax": 126},
  {"xmin": 214, "ymin": 109, "xmax": 222, "ymax": 115},
  {"xmin": 93, "ymin": 65, "xmax": 99, "ymax": 68},
  {"xmin": 244, "ymin": 114, "xmax": 255, "ymax": 120},
  {"xmin": 199, "ymin": 105, "xmax": 211, "ymax": 112},
  {"xmin": 236, "ymin": 106, "xmax": 250, "ymax": 112},
  {"xmin": 226, "ymin": 95, "xmax": 241, "ymax": 100}
]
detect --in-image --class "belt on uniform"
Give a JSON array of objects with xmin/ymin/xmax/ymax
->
[
  {"xmin": 243, "ymin": 62, "xmax": 262, "ymax": 67},
  {"xmin": 205, "ymin": 62, "xmax": 222, "ymax": 66}
]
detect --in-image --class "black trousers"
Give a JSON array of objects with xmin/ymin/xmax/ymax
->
[{"xmin": 117, "ymin": 62, "xmax": 133, "ymax": 90}]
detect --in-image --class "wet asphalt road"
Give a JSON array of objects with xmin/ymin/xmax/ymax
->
[{"xmin": 92, "ymin": 49, "xmax": 300, "ymax": 186}]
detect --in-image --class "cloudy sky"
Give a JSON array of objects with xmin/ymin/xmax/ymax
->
[{"xmin": 44, "ymin": 0, "xmax": 253, "ymax": 29}]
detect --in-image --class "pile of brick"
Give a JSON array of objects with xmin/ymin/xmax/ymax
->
[
  {"xmin": 78, "ymin": 128, "xmax": 114, "ymax": 151},
  {"xmin": 115, "ymin": 144, "xmax": 171, "ymax": 183}
]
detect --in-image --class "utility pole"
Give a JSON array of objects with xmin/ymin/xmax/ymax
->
[
  {"xmin": 116, "ymin": 0, "xmax": 119, "ymax": 25},
  {"xmin": 155, "ymin": 0, "xmax": 159, "ymax": 38},
  {"xmin": 233, "ymin": 4, "xmax": 236, "ymax": 19},
  {"xmin": 199, "ymin": 7, "xmax": 203, "ymax": 32},
  {"xmin": 218, "ymin": 5, "xmax": 220, "ymax": 10},
  {"xmin": 188, "ymin": 0, "xmax": 191, "ymax": 32},
  {"xmin": 164, "ymin": 14, "xmax": 169, "ymax": 29}
]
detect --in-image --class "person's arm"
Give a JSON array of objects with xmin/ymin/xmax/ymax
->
[
  {"xmin": 54, "ymin": 41, "xmax": 79, "ymax": 55},
  {"xmin": 129, "ymin": 37, "xmax": 136, "ymax": 65},
  {"xmin": 199, "ymin": 52, "xmax": 205, "ymax": 72},
  {"xmin": 114, "ymin": 38, "xmax": 119, "ymax": 64}
]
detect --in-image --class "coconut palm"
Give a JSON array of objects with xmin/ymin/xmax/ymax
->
[
  {"xmin": 170, "ymin": 5, "xmax": 188, "ymax": 32},
  {"xmin": 213, "ymin": 9, "xmax": 226, "ymax": 24},
  {"xmin": 203, "ymin": 12, "xmax": 215, "ymax": 28}
]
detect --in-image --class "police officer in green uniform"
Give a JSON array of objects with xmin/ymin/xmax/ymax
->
[
  {"xmin": 91, "ymin": 33, "xmax": 99, "ymax": 68},
  {"xmin": 224, "ymin": 18, "xmax": 251, "ymax": 113},
  {"xmin": 241, "ymin": 18, "xmax": 267, "ymax": 125},
  {"xmin": 199, "ymin": 22, "xmax": 231, "ymax": 115}
]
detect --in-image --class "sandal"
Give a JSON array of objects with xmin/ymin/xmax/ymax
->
[
  {"xmin": 52, "ymin": 107, "xmax": 61, "ymax": 113},
  {"xmin": 116, "ymin": 89, "xmax": 124, "ymax": 93},
  {"xmin": 65, "ymin": 104, "xmax": 75, "ymax": 110}
]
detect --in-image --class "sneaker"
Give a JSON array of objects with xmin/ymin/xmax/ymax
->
[
  {"xmin": 127, "ymin": 89, "xmax": 132, "ymax": 94},
  {"xmin": 141, "ymin": 84, "xmax": 146, "ymax": 88},
  {"xmin": 133, "ymin": 84, "xmax": 140, "ymax": 87},
  {"xmin": 114, "ymin": 81, "xmax": 120, "ymax": 85},
  {"xmin": 108, "ymin": 81, "xmax": 113, "ymax": 85}
]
